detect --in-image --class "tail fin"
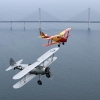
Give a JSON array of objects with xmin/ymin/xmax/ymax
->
[
  {"xmin": 10, "ymin": 58, "xmax": 16, "ymax": 66},
  {"xmin": 6, "ymin": 58, "xmax": 23, "ymax": 71},
  {"xmin": 39, "ymin": 31, "xmax": 47, "ymax": 38},
  {"xmin": 40, "ymin": 31, "xmax": 45, "ymax": 36},
  {"xmin": 6, "ymin": 58, "xmax": 16, "ymax": 71}
]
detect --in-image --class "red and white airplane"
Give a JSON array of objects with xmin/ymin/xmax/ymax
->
[{"xmin": 39, "ymin": 28, "xmax": 72, "ymax": 47}]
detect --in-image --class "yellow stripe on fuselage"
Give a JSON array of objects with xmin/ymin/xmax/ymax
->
[{"xmin": 52, "ymin": 37, "xmax": 61, "ymax": 42}]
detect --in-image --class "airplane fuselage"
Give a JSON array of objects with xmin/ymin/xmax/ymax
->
[
  {"xmin": 52, "ymin": 36, "xmax": 67, "ymax": 42},
  {"xmin": 18, "ymin": 56, "xmax": 57, "ymax": 75},
  {"xmin": 30, "ymin": 67, "xmax": 46, "ymax": 75}
]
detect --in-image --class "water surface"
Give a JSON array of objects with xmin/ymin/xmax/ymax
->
[{"xmin": 0, "ymin": 23, "xmax": 100, "ymax": 100}]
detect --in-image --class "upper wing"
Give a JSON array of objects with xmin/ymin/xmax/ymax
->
[
  {"xmin": 37, "ymin": 47, "xmax": 59, "ymax": 61},
  {"xmin": 13, "ymin": 61, "xmax": 43, "ymax": 80},
  {"xmin": 59, "ymin": 28, "xmax": 72, "ymax": 36},
  {"xmin": 13, "ymin": 47, "xmax": 59, "ymax": 80},
  {"xmin": 39, "ymin": 57, "xmax": 57, "ymax": 67},
  {"xmin": 65, "ymin": 28, "xmax": 72, "ymax": 32},
  {"xmin": 59, "ymin": 30, "xmax": 66, "ymax": 36},
  {"xmin": 45, "ymin": 28, "xmax": 72, "ymax": 40}
]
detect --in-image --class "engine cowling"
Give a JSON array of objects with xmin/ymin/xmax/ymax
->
[{"xmin": 45, "ymin": 67, "xmax": 50, "ymax": 73}]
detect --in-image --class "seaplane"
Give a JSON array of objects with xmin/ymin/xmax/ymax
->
[
  {"xmin": 39, "ymin": 28, "xmax": 72, "ymax": 47},
  {"xmin": 5, "ymin": 47, "xmax": 59, "ymax": 89}
]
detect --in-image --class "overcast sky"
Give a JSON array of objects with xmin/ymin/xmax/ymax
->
[{"xmin": 0, "ymin": 0, "xmax": 100, "ymax": 20}]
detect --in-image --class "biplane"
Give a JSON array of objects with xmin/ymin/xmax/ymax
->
[
  {"xmin": 39, "ymin": 28, "xmax": 72, "ymax": 47},
  {"xmin": 6, "ymin": 47, "xmax": 59, "ymax": 89}
]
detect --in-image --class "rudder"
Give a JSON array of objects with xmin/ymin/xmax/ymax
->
[
  {"xmin": 10, "ymin": 58, "xmax": 16, "ymax": 66},
  {"xmin": 40, "ymin": 31, "xmax": 47, "ymax": 38}
]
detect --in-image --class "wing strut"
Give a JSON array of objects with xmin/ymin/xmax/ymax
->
[{"xmin": 51, "ymin": 53, "xmax": 54, "ymax": 61}]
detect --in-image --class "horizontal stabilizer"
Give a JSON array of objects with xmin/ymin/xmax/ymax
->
[
  {"xmin": 6, "ymin": 59, "xmax": 23, "ymax": 71},
  {"xmin": 16, "ymin": 59, "xmax": 23, "ymax": 65},
  {"xmin": 13, "ymin": 74, "xmax": 36, "ymax": 89},
  {"xmin": 6, "ymin": 66, "xmax": 14, "ymax": 71}
]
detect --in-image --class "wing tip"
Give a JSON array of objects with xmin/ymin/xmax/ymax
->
[
  {"xmin": 13, "ymin": 76, "xmax": 20, "ymax": 80},
  {"xmin": 19, "ymin": 59, "xmax": 23, "ymax": 61},
  {"xmin": 66, "ymin": 28, "xmax": 72, "ymax": 30},
  {"xmin": 42, "ymin": 44, "xmax": 51, "ymax": 46},
  {"xmin": 5, "ymin": 66, "xmax": 12, "ymax": 71}
]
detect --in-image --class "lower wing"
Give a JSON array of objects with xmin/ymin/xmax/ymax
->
[
  {"xmin": 43, "ymin": 41, "xmax": 58, "ymax": 46},
  {"xmin": 13, "ymin": 74, "xmax": 36, "ymax": 89}
]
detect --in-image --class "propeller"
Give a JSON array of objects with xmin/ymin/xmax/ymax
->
[
  {"xmin": 45, "ymin": 67, "xmax": 53, "ymax": 79},
  {"xmin": 49, "ymin": 70, "xmax": 53, "ymax": 79},
  {"xmin": 65, "ymin": 31, "xmax": 71, "ymax": 39}
]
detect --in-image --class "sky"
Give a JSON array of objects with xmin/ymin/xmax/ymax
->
[{"xmin": 0, "ymin": 0, "xmax": 100, "ymax": 20}]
